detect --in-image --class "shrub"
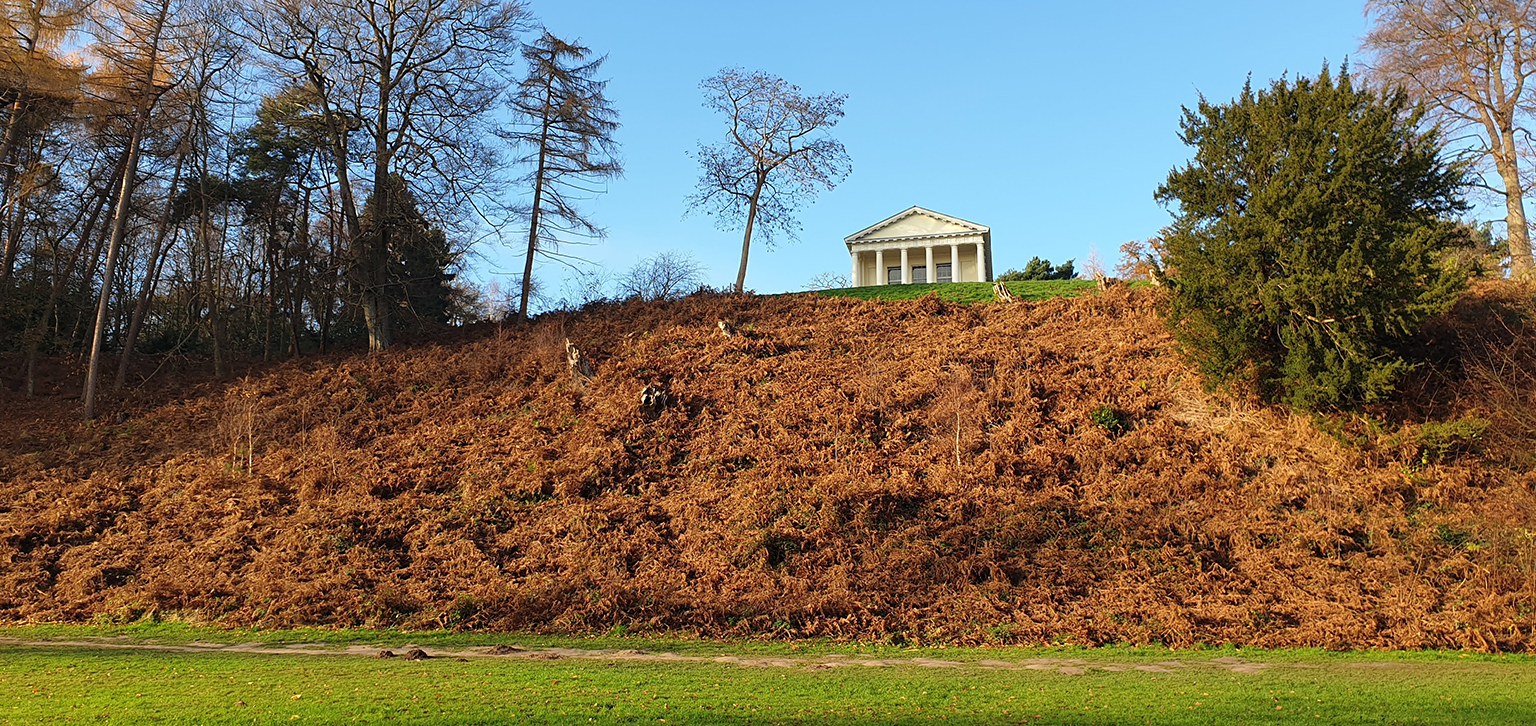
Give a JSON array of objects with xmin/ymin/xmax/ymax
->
[
  {"xmin": 1154, "ymin": 64, "xmax": 1468, "ymax": 410},
  {"xmin": 997, "ymin": 256, "xmax": 1075, "ymax": 282},
  {"xmin": 617, "ymin": 251, "xmax": 706, "ymax": 301},
  {"xmin": 1089, "ymin": 405, "xmax": 1127, "ymax": 436},
  {"xmin": 1412, "ymin": 417, "xmax": 1489, "ymax": 465}
]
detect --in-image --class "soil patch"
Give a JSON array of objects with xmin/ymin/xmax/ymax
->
[{"xmin": 0, "ymin": 636, "xmax": 1285, "ymax": 676}]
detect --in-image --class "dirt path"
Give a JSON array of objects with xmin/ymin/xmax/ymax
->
[{"xmin": 0, "ymin": 637, "xmax": 1297, "ymax": 675}]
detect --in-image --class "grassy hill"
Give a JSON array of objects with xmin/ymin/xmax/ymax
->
[
  {"xmin": 1, "ymin": 284, "xmax": 1532, "ymax": 651},
  {"xmin": 811, "ymin": 279, "xmax": 1099, "ymax": 303}
]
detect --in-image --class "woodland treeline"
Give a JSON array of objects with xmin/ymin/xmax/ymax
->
[{"xmin": 0, "ymin": 0, "xmax": 621, "ymax": 409}]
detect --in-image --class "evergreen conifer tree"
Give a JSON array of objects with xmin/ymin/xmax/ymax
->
[
  {"xmin": 997, "ymin": 256, "xmax": 1075, "ymax": 281},
  {"xmin": 1155, "ymin": 65, "xmax": 1467, "ymax": 410},
  {"xmin": 358, "ymin": 175, "xmax": 457, "ymax": 332},
  {"xmin": 502, "ymin": 31, "xmax": 621, "ymax": 321}
]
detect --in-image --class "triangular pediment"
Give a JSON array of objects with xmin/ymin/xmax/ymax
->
[{"xmin": 845, "ymin": 206, "xmax": 989, "ymax": 244}]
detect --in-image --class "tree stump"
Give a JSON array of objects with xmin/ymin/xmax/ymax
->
[
  {"xmin": 565, "ymin": 338, "xmax": 594, "ymax": 387},
  {"xmin": 639, "ymin": 384, "xmax": 669, "ymax": 418}
]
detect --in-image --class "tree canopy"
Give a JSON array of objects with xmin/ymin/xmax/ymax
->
[
  {"xmin": 1155, "ymin": 65, "xmax": 1468, "ymax": 410},
  {"xmin": 1363, "ymin": 0, "xmax": 1536, "ymax": 278},
  {"xmin": 502, "ymin": 30, "xmax": 622, "ymax": 321},
  {"xmin": 687, "ymin": 68, "xmax": 849, "ymax": 294},
  {"xmin": 359, "ymin": 174, "xmax": 459, "ymax": 331}
]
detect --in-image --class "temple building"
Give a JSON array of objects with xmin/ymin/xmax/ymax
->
[{"xmin": 844, "ymin": 206, "xmax": 993, "ymax": 286}]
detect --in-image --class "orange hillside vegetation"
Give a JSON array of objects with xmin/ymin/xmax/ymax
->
[{"xmin": 1, "ymin": 285, "xmax": 1533, "ymax": 651}]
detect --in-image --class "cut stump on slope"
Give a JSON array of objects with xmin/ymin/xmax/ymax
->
[{"xmin": 565, "ymin": 338, "xmax": 594, "ymax": 388}]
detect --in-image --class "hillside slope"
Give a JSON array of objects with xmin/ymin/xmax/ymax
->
[{"xmin": 2, "ymin": 287, "xmax": 1533, "ymax": 651}]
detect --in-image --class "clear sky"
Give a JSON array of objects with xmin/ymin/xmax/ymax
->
[{"xmin": 481, "ymin": 1, "xmax": 1379, "ymax": 299}]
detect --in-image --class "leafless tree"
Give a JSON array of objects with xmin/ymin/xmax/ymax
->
[
  {"xmin": 1363, "ymin": 0, "xmax": 1536, "ymax": 277},
  {"xmin": 617, "ymin": 250, "xmax": 704, "ymax": 301},
  {"xmin": 553, "ymin": 265, "xmax": 610, "ymax": 309},
  {"xmin": 1080, "ymin": 247, "xmax": 1107, "ymax": 281},
  {"xmin": 239, "ymin": 0, "xmax": 526, "ymax": 350},
  {"xmin": 501, "ymin": 31, "xmax": 621, "ymax": 322},
  {"xmin": 113, "ymin": 3, "xmax": 239, "ymax": 391},
  {"xmin": 687, "ymin": 68, "xmax": 850, "ymax": 294},
  {"xmin": 0, "ymin": 0, "xmax": 87, "ymax": 285},
  {"xmin": 802, "ymin": 271, "xmax": 848, "ymax": 290},
  {"xmin": 81, "ymin": 0, "xmax": 181, "ymax": 420}
]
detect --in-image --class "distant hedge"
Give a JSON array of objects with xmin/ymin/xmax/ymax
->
[{"xmin": 812, "ymin": 280, "xmax": 1098, "ymax": 304}]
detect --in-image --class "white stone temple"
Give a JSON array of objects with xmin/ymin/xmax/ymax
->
[{"xmin": 844, "ymin": 206, "xmax": 993, "ymax": 286}]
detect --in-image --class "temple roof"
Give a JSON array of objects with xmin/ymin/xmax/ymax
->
[{"xmin": 845, "ymin": 206, "xmax": 990, "ymax": 247}]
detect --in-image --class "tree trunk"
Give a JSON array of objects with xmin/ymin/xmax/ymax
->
[
  {"xmin": 83, "ymin": 114, "xmax": 147, "ymax": 420},
  {"xmin": 305, "ymin": 65, "xmax": 363, "ymax": 352},
  {"xmin": 70, "ymin": 206, "xmax": 112, "ymax": 353},
  {"xmin": 114, "ymin": 148, "xmax": 186, "ymax": 391},
  {"xmin": 196, "ymin": 168, "xmax": 227, "ymax": 379},
  {"xmin": 25, "ymin": 155, "xmax": 121, "ymax": 397},
  {"xmin": 288, "ymin": 190, "xmax": 310, "ymax": 357},
  {"xmin": 364, "ymin": 66, "xmax": 395, "ymax": 352},
  {"xmin": 319, "ymin": 192, "xmax": 336, "ymax": 355},
  {"xmin": 263, "ymin": 203, "xmax": 279, "ymax": 361},
  {"xmin": 1496, "ymin": 136, "xmax": 1535, "ymax": 277},
  {"xmin": 518, "ymin": 117, "xmax": 553, "ymax": 321},
  {"xmin": 0, "ymin": 91, "xmax": 27, "ymax": 286},
  {"xmin": 2, "ymin": 155, "xmax": 31, "ymax": 288},
  {"xmin": 734, "ymin": 183, "xmax": 764, "ymax": 294}
]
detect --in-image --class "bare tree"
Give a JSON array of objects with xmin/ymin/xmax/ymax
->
[
  {"xmin": 0, "ymin": 0, "xmax": 87, "ymax": 285},
  {"xmin": 113, "ymin": 3, "xmax": 238, "ymax": 391},
  {"xmin": 553, "ymin": 265, "xmax": 610, "ymax": 310},
  {"xmin": 802, "ymin": 271, "xmax": 849, "ymax": 291},
  {"xmin": 81, "ymin": 0, "xmax": 179, "ymax": 420},
  {"xmin": 1363, "ymin": 0, "xmax": 1536, "ymax": 277},
  {"xmin": 239, "ymin": 0, "xmax": 526, "ymax": 350},
  {"xmin": 501, "ymin": 31, "xmax": 621, "ymax": 323},
  {"xmin": 616, "ymin": 250, "xmax": 704, "ymax": 301},
  {"xmin": 687, "ymin": 68, "xmax": 850, "ymax": 294}
]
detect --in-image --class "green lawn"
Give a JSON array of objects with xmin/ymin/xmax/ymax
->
[
  {"xmin": 3, "ymin": 626, "xmax": 1534, "ymax": 724},
  {"xmin": 811, "ymin": 280, "xmax": 1101, "ymax": 304}
]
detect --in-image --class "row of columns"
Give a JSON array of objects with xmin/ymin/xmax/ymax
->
[{"xmin": 851, "ymin": 241, "xmax": 986, "ymax": 286}]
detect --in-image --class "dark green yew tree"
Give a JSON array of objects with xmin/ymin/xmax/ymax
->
[
  {"xmin": 1155, "ymin": 65, "xmax": 1468, "ymax": 410},
  {"xmin": 359, "ymin": 174, "xmax": 457, "ymax": 331}
]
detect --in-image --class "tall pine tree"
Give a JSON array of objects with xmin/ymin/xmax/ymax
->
[{"xmin": 502, "ymin": 31, "xmax": 621, "ymax": 321}]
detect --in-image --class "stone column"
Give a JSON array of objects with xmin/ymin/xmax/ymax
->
[
  {"xmin": 900, "ymin": 248, "xmax": 910, "ymax": 284},
  {"xmin": 875, "ymin": 249, "xmax": 885, "ymax": 285},
  {"xmin": 850, "ymin": 251, "xmax": 860, "ymax": 287},
  {"xmin": 950, "ymin": 243, "xmax": 961, "ymax": 282},
  {"xmin": 925, "ymin": 246, "xmax": 935, "ymax": 285},
  {"xmin": 975, "ymin": 241, "xmax": 987, "ymax": 282}
]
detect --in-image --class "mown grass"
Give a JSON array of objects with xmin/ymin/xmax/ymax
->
[
  {"xmin": 811, "ymin": 279, "xmax": 1101, "ymax": 304},
  {"xmin": 3, "ymin": 626, "xmax": 1535, "ymax": 724}
]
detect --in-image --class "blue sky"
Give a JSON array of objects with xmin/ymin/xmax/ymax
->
[{"xmin": 481, "ymin": 1, "xmax": 1378, "ymax": 298}]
